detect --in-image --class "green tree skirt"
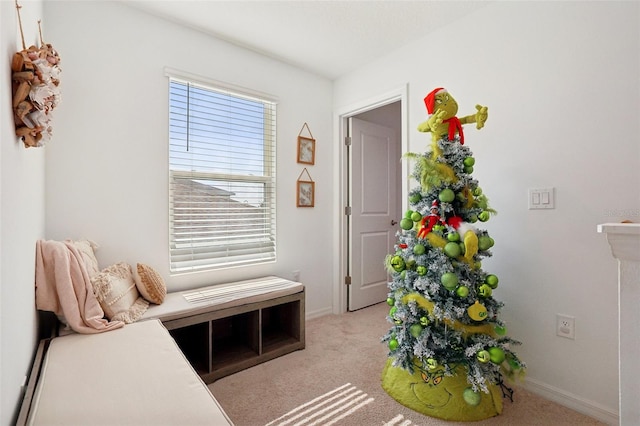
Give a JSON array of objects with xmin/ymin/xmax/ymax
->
[{"xmin": 381, "ymin": 359, "xmax": 503, "ymax": 421}]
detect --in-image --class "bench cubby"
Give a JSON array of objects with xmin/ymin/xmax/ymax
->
[{"xmin": 162, "ymin": 289, "xmax": 305, "ymax": 383}]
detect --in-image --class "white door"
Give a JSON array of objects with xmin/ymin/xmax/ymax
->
[{"xmin": 348, "ymin": 117, "xmax": 399, "ymax": 311}]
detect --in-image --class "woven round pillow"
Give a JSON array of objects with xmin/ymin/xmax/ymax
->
[{"xmin": 134, "ymin": 263, "xmax": 167, "ymax": 304}]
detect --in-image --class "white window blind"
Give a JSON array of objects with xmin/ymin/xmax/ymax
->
[{"xmin": 168, "ymin": 77, "xmax": 276, "ymax": 273}]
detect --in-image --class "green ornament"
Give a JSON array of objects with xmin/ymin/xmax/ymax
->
[
  {"xmin": 409, "ymin": 193, "xmax": 422, "ymax": 204},
  {"xmin": 478, "ymin": 284, "xmax": 493, "ymax": 298},
  {"xmin": 400, "ymin": 218, "xmax": 413, "ymax": 230},
  {"xmin": 473, "ymin": 187, "xmax": 483, "ymax": 196},
  {"xmin": 409, "ymin": 324, "xmax": 423, "ymax": 338},
  {"xmin": 388, "ymin": 338, "xmax": 399, "ymax": 351},
  {"xmin": 488, "ymin": 347, "xmax": 506, "ymax": 364},
  {"xmin": 443, "ymin": 242, "xmax": 461, "ymax": 258},
  {"xmin": 463, "ymin": 157, "xmax": 476, "ymax": 167},
  {"xmin": 439, "ymin": 188, "xmax": 455, "ymax": 203},
  {"xmin": 433, "ymin": 224, "xmax": 445, "ymax": 232},
  {"xmin": 456, "ymin": 285, "xmax": 469, "ymax": 298},
  {"xmin": 441, "ymin": 272, "xmax": 459, "ymax": 290},
  {"xmin": 416, "ymin": 265, "xmax": 427, "ymax": 276},
  {"xmin": 478, "ymin": 211, "xmax": 490, "ymax": 222},
  {"xmin": 447, "ymin": 232, "xmax": 460, "ymax": 242},
  {"xmin": 478, "ymin": 236, "xmax": 493, "ymax": 251},
  {"xmin": 389, "ymin": 306, "xmax": 397, "ymax": 317},
  {"xmin": 464, "ymin": 166, "xmax": 474, "ymax": 174},
  {"xmin": 425, "ymin": 358, "xmax": 438, "ymax": 371},
  {"xmin": 386, "ymin": 297, "xmax": 394, "ymax": 306},
  {"xmin": 486, "ymin": 274, "xmax": 499, "ymax": 288},
  {"xmin": 476, "ymin": 350, "xmax": 490, "ymax": 363},
  {"xmin": 495, "ymin": 325, "xmax": 507, "ymax": 335},
  {"xmin": 411, "ymin": 211, "xmax": 422, "ymax": 222},
  {"xmin": 420, "ymin": 316, "xmax": 429, "ymax": 326},
  {"xmin": 404, "ymin": 210, "xmax": 414, "ymax": 219},
  {"xmin": 463, "ymin": 388, "xmax": 481, "ymax": 406},
  {"xmin": 507, "ymin": 354, "xmax": 520, "ymax": 369},
  {"xmin": 413, "ymin": 244, "xmax": 426, "ymax": 255},
  {"xmin": 390, "ymin": 255, "xmax": 405, "ymax": 272},
  {"xmin": 400, "ymin": 270, "xmax": 406, "ymax": 279}
]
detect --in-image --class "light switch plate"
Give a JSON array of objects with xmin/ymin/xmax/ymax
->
[{"xmin": 529, "ymin": 188, "xmax": 555, "ymax": 210}]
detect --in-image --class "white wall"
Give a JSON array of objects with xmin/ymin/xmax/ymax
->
[
  {"xmin": 334, "ymin": 1, "xmax": 639, "ymax": 422},
  {"xmin": 1, "ymin": 0, "xmax": 46, "ymax": 423},
  {"xmin": 42, "ymin": 1, "xmax": 334, "ymax": 318}
]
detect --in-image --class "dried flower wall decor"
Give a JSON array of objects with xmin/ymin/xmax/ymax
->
[
  {"xmin": 296, "ymin": 122, "xmax": 315, "ymax": 165},
  {"xmin": 11, "ymin": 0, "xmax": 61, "ymax": 148},
  {"xmin": 296, "ymin": 168, "xmax": 315, "ymax": 207}
]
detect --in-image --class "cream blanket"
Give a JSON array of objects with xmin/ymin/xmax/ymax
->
[{"xmin": 35, "ymin": 240, "xmax": 123, "ymax": 333}]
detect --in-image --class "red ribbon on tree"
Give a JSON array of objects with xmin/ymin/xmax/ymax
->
[{"xmin": 443, "ymin": 116, "xmax": 464, "ymax": 145}]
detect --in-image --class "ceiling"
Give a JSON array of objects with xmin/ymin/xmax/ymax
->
[{"xmin": 120, "ymin": 1, "xmax": 490, "ymax": 80}]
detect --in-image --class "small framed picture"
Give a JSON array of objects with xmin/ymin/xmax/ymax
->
[
  {"xmin": 296, "ymin": 180, "xmax": 315, "ymax": 207},
  {"xmin": 297, "ymin": 136, "xmax": 315, "ymax": 165}
]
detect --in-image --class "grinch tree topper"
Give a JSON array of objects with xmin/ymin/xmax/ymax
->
[
  {"xmin": 418, "ymin": 87, "xmax": 488, "ymax": 146},
  {"xmin": 381, "ymin": 88, "xmax": 524, "ymax": 422}
]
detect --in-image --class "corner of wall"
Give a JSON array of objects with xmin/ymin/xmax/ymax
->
[{"xmin": 1, "ymin": 0, "xmax": 46, "ymax": 423}]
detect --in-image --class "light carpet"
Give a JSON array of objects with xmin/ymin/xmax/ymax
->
[{"xmin": 210, "ymin": 302, "xmax": 606, "ymax": 426}]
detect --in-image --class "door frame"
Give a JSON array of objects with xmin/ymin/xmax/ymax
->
[{"xmin": 333, "ymin": 84, "xmax": 409, "ymax": 314}]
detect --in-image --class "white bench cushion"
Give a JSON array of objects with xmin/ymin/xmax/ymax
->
[
  {"xmin": 142, "ymin": 276, "xmax": 304, "ymax": 323},
  {"xmin": 27, "ymin": 319, "xmax": 232, "ymax": 425}
]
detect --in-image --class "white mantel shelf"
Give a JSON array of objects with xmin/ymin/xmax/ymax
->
[{"xmin": 598, "ymin": 223, "xmax": 640, "ymax": 426}]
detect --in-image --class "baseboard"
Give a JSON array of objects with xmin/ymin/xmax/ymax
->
[
  {"xmin": 305, "ymin": 306, "xmax": 333, "ymax": 320},
  {"xmin": 522, "ymin": 377, "xmax": 618, "ymax": 425}
]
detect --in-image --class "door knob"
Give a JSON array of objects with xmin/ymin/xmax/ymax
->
[{"xmin": 391, "ymin": 220, "xmax": 398, "ymax": 226}]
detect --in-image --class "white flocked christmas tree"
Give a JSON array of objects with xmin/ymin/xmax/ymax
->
[{"xmin": 381, "ymin": 88, "xmax": 525, "ymax": 422}]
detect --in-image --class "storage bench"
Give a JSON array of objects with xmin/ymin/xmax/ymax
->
[{"xmin": 141, "ymin": 276, "xmax": 305, "ymax": 383}]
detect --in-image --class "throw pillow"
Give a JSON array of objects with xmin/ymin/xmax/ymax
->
[
  {"xmin": 134, "ymin": 263, "xmax": 167, "ymax": 304},
  {"xmin": 91, "ymin": 262, "xmax": 149, "ymax": 323}
]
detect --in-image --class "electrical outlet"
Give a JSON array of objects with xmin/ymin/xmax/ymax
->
[{"xmin": 556, "ymin": 314, "xmax": 575, "ymax": 340}]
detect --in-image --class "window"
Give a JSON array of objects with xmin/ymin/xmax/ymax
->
[{"xmin": 168, "ymin": 74, "xmax": 277, "ymax": 273}]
